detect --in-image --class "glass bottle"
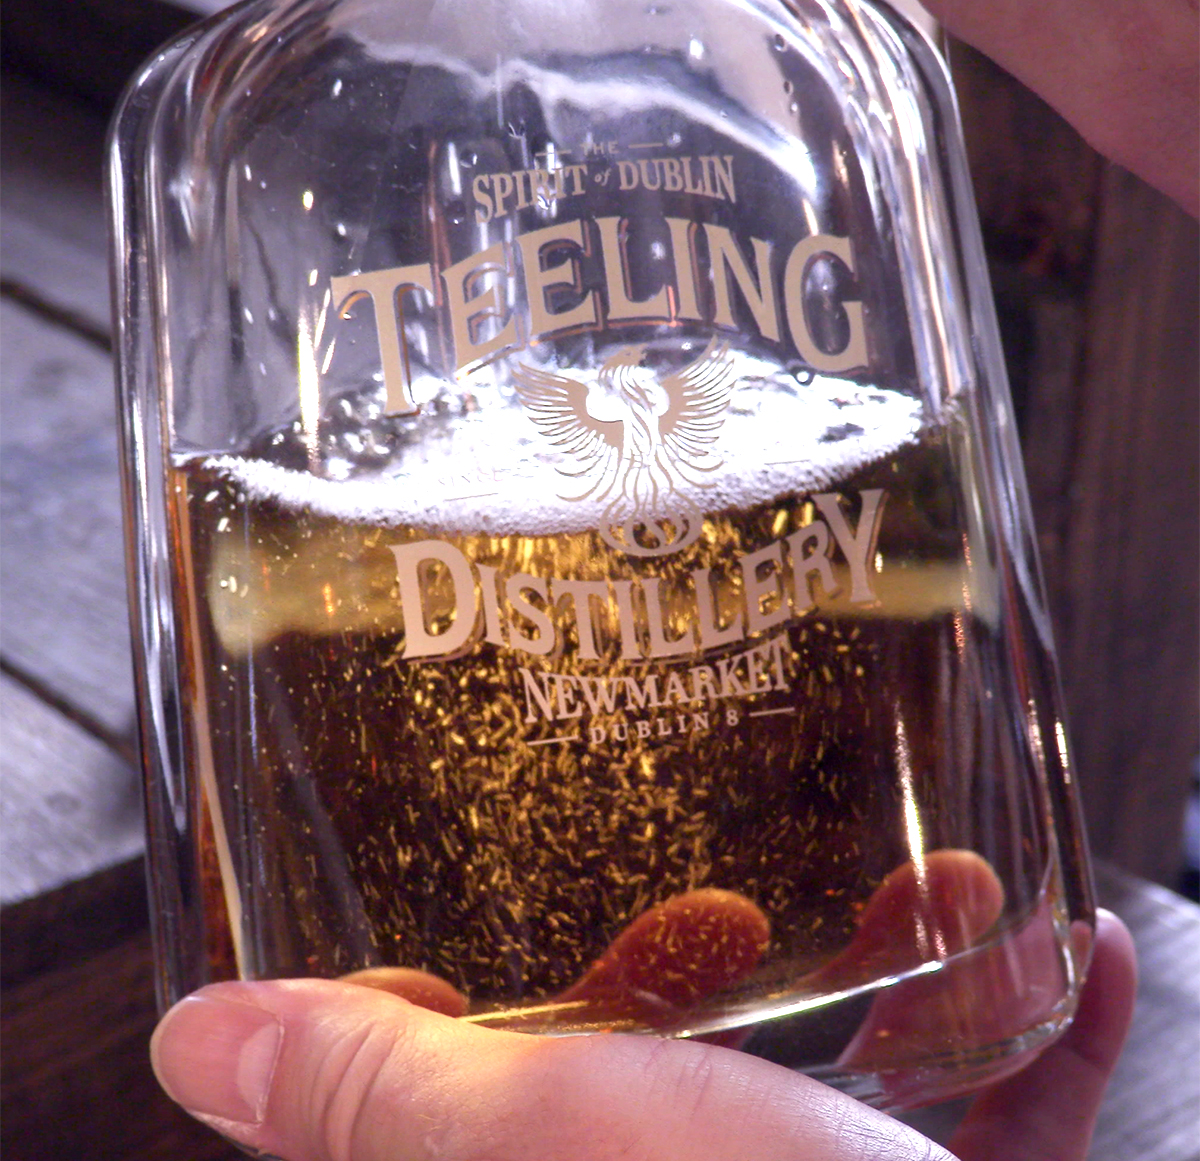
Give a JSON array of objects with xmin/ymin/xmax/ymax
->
[{"xmin": 109, "ymin": 0, "xmax": 1094, "ymax": 1110}]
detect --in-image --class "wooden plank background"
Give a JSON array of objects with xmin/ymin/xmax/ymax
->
[
  {"xmin": 950, "ymin": 42, "xmax": 1200, "ymax": 888},
  {"xmin": 1, "ymin": 58, "xmax": 242, "ymax": 1160},
  {"xmin": 1, "ymin": 74, "xmax": 139, "ymax": 905}
]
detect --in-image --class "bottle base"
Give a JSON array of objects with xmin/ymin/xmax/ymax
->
[{"xmin": 801, "ymin": 1012, "xmax": 1075, "ymax": 1112}]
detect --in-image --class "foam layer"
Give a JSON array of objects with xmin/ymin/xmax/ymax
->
[{"xmin": 191, "ymin": 358, "xmax": 924, "ymax": 534}]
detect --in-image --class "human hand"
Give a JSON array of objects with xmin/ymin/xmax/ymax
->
[
  {"xmin": 919, "ymin": 0, "xmax": 1199, "ymax": 216},
  {"xmin": 148, "ymin": 909, "xmax": 1134, "ymax": 1161}
]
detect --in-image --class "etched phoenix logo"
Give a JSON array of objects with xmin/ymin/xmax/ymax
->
[{"xmin": 512, "ymin": 339, "xmax": 738, "ymax": 556}]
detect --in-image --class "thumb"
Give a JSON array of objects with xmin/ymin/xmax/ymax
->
[{"xmin": 150, "ymin": 978, "xmax": 949, "ymax": 1161}]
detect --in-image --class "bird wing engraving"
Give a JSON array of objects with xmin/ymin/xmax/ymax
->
[
  {"xmin": 658, "ymin": 338, "xmax": 738, "ymax": 472},
  {"xmin": 511, "ymin": 362, "xmax": 624, "ymax": 484}
]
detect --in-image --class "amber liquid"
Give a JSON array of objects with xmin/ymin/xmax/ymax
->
[{"xmin": 171, "ymin": 425, "xmax": 1073, "ymax": 1066}]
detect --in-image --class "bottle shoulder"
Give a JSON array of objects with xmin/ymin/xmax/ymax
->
[{"xmin": 114, "ymin": 0, "xmax": 951, "ymax": 145}]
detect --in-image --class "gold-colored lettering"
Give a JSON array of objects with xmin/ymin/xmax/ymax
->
[
  {"xmin": 706, "ymin": 226, "xmax": 780, "ymax": 341},
  {"xmin": 783, "ymin": 235, "xmax": 868, "ymax": 373},
  {"xmin": 514, "ymin": 170, "xmax": 534, "ymax": 212},
  {"xmin": 491, "ymin": 172, "xmax": 516, "ymax": 217},
  {"xmin": 814, "ymin": 490, "xmax": 886, "ymax": 603},
  {"xmin": 665, "ymin": 218, "xmax": 704, "ymax": 322},
  {"xmin": 595, "ymin": 217, "xmax": 670, "ymax": 322},
  {"xmin": 475, "ymin": 563, "xmax": 507, "ymax": 645},
  {"xmin": 617, "ymin": 161, "xmax": 640, "ymax": 190},
  {"xmin": 505, "ymin": 572, "xmax": 555, "ymax": 656},
  {"xmin": 563, "ymin": 164, "xmax": 588, "ymax": 196},
  {"xmin": 708, "ymin": 155, "xmax": 736, "ymax": 202},
  {"xmin": 611, "ymin": 579, "xmax": 642, "ymax": 659},
  {"xmin": 550, "ymin": 578, "xmax": 610, "ymax": 660},
  {"xmin": 786, "ymin": 521, "xmax": 839, "ymax": 611},
  {"xmin": 531, "ymin": 169, "xmax": 557, "ymax": 206},
  {"xmin": 330, "ymin": 265, "xmax": 434, "ymax": 415},
  {"xmin": 659, "ymin": 157, "xmax": 685, "ymax": 191},
  {"xmin": 471, "ymin": 174, "xmax": 494, "ymax": 224},
  {"xmin": 389, "ymin": 541, "xmax": 477, "ymax": 658},
  {"xmin": 739, "ymin": 541, "xmax": 789, "ymax": 634},
  {"xmin": 637, "ymin": 159, "xmax": 662, "ymax": 191},
  {"xmin": 442, "ymin": 242, "xmax": 520, "ymax": 373},
  {"xmin": 681, "ymin": 156, "xmax": 708, "ymax": 197},
  {"xmin": 642, "ymin": 577, "xmax": 696, "ymax": 657},
  {"xmin": 518, "ymin": 221, "xmax": 599, "ymax": 339},
  {"xmin": 691, "ymin": 566, "xmax": 744, "ymax": 647}
]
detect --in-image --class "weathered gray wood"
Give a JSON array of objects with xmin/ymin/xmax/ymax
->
[
  {"xmin": 0, "ymin": 297, "xmax": 136, "ymax": 739},
  {"xmin": 0, "ymin": 855, "xmax": 147, "ymax": 987},
  {"xmin": 1, "ymin": 0, "xmax": 196, "ymax": 112},
  {"xmin": 903, "ymin": 864, "xmax": 1200, "ymax": 1160},
  {"xmin": 952, "ymin": 43, "xmax": 1200, "ymax": 888},
  {"xmin": 0, "ymin": 73, "xmax": 113, "ymax": 336},
  {"xmin": 1092, "ymin": 863, "xmax": 1200, "ymax": 1161},
  {"xmin": 1058, "ymin": 172, "xmax": 1200, "ymax": 886},
  {"xmin": 0, "ymin": 672, "xmax": 141, "ymax": 905},
  {"xmin": 1, "ymin": 928, "xmax": 243, "ymax": 1161}
]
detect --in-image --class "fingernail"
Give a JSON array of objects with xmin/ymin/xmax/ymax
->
[{"xmin": 151, "ymin": 993, "xmax": 283, "ymax": 1125}]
